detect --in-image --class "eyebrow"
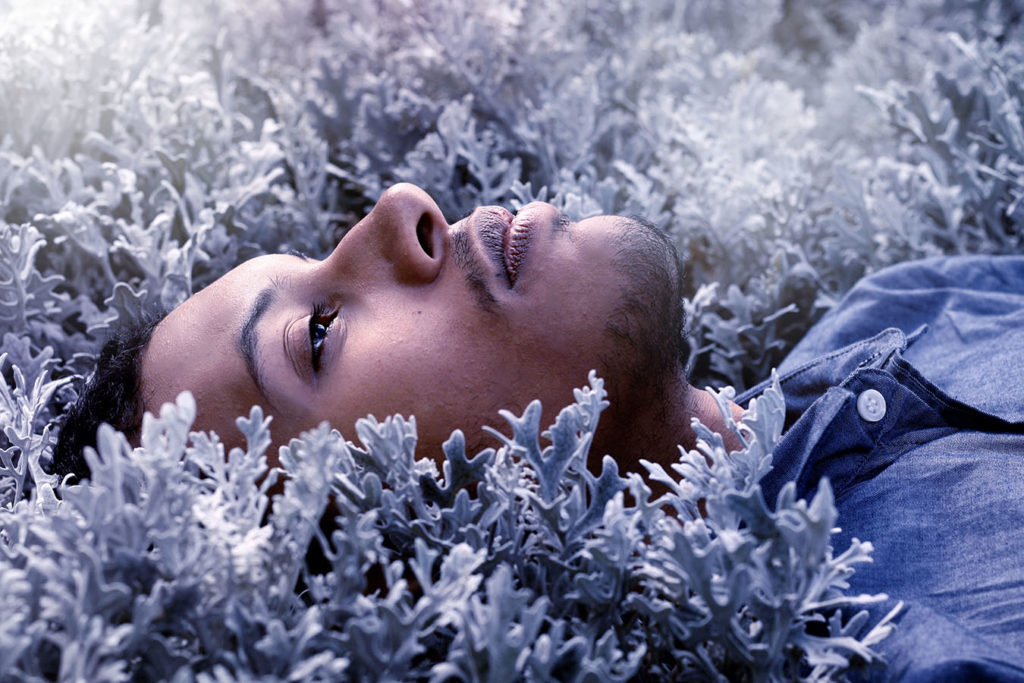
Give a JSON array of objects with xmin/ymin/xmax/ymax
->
[{"xmin": 238, "ymin": 284, "xmax": 279, "ymax": 409}]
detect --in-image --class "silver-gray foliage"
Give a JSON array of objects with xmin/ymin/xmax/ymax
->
[
  {"xmin": 2, "ymin": 0, "xmax": 1021, "ymax": 679},
  {"xmin": 1, "ymin": 373, "xmax": 897, "ymax": 680}
]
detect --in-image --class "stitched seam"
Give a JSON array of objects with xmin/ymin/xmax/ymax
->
[
  {"xmin": 814, "ymin": 399, "xmax": 863, "ymax": 497},
  {"xmin": 781, "ymin": 331, "xmax": 902, "ymax": 387}
]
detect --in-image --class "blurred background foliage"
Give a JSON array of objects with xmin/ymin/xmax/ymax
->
[
  {"xmin": 0, "ymin": 0, "xmax": 1022, "ymax": 678},
  {"xmin": 2, "ymin": 0, "xmax": 1022, "ymax": 403}
]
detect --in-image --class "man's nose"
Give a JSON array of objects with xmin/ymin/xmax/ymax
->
[{"xmin": 325, "ymin": 183, "xmax": 449, "ymax": 285}]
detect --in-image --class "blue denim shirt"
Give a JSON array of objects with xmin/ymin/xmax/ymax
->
[{"xmin": 736, "ymin": 255, "xmax": 1024, "ymax": 681}]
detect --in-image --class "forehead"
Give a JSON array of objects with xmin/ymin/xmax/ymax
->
[{"xmin": 139, "ymin": 255, "xmax": 290, "ymax": 432}]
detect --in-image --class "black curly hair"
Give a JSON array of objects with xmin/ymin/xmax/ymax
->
[{"xmin": 51, "ymin": 310, "xmax": 167, "ymax": 482}]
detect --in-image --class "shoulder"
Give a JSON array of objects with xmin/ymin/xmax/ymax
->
[{"xmin": 779, "ymin": 255, "xmax": 1024, "ymax": 419}]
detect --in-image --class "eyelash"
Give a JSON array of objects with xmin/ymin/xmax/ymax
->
[{"xmin": 309, "ymin": 302, "xmax": 333, "ymax": 373}]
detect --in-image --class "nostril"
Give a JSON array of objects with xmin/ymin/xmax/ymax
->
[{"xmin": 416, "ymin": 213, "xmax": 433, "ymax": 257}]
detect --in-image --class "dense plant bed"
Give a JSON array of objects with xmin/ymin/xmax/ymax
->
[{"xmin": 1, "ymin": 0, "xmax": 1021, "ymax": 679}]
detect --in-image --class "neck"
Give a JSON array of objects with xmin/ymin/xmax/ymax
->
[{"xmin": 593, "ymin": 368, "xmax": 744, "ymax": 476}]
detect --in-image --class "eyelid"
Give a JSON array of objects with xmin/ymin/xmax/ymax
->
[
  {"xmin": 285, "ymin": 315, "xmax": 314, "ymax": 385},
  {"xmin": 309, "ymin": 302, "xmax": 333, "ymax": 374},
  {"xmin": 307, "ymin": 303, "xmax": 344, "ymax": 386}
]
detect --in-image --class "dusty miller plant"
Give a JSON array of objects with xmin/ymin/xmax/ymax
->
[
  {"xmin": 1, "ymin": 0, "xmax": 1021, "ymax": 679},
  {"xmin": 0, "ymin": 373, "xmax": 896, "ymax": 680}
]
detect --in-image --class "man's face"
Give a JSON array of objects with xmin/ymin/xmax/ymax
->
[{"xmin": 141, "ymin": 183, "xmax": 672, "ymax": 461}]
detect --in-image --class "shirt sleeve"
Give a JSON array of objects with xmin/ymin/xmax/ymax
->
[{"xmin": 861, "ymin": 601, "xmax": 1024, "ymax": 682}]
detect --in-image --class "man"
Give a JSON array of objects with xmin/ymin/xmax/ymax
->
[
  {"xmin": 56, "ymin": 182, "xmax": 732, "ymax": 480},
  {"xmin": 55, "ymin": 183, "xmax": 1024, "ymax": 679}
]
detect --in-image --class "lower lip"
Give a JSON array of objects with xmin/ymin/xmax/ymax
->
[{"xmin": 505, "ymin": 213, "xmax": 534, "ymax": 287}]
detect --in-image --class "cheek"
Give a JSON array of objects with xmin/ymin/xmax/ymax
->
[
  {"xmin": 188, "ymin": 383, "xmax": 259, "ymax": 446},
  {"xmin": 327, "ymin": 291, "xmax": 613, "ymax": 453},
  {"xmin": 328, "ymin": 314, "xmax": 503, "ymax": 430},
  {"xmin": 513, "ymin": 295, "xmax": 614, "ymax": 370}
]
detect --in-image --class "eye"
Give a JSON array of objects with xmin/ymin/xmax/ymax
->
[{"xmin": 309, "ymin": 302, "xmax": 335, "ymax": 373}]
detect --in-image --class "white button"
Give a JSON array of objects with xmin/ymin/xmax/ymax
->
[{"xmin": 856, "ymin": 389, "xmax": 886, "ymax": 422}]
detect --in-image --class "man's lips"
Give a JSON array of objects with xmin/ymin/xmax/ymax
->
[
  {"xmin": 472, "ymin": 206, "xmax": 519, "ymax": 287},
  {"xmin": 471, "ymin": 204, "xmax": 546, "ymax": 288},
  {"xmin": 504, "ymin": 215, "xmax": 531, "ymax": 287}
]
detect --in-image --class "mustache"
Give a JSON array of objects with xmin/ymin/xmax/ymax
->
[{"xmin": 450, "ymin": 229, "xmax": 499, "ymax": 313}]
